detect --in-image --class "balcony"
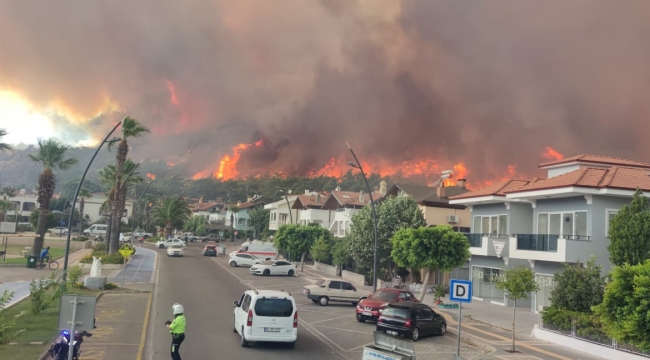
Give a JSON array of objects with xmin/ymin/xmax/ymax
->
[
  {"xmin": 465, "ymin": 233, "xmax": 510, "ymax": 258},
  {"xmin": 464, "ymin": 233, "xmax": 483, "ymax": 248},
  {"xmin": 509, "ymin": 234, "xmax": 592, "ymax": 263}
]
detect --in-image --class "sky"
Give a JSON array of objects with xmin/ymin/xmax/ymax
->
[{"xmin": 1, "ymin": 1, "xmax": 649, "ymax": 182}]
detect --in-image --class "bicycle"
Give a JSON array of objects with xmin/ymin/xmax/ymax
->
[{"xmin": 38, "ymin": 257, "xmax": 60, "ymax": 270}]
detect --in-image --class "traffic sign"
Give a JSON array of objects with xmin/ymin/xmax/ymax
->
[
  {"xmin": 118, "ymin": 244, "xmax": 136, "ymax": 258},
  {"xmin": 234, "ymin": 231, "xmax": 238, "ymax": 236},
  {"xmin": 218, "ymin": 231, "xmax": 224, "ymax": 237},
  {"xmin": 449, "ymin": 279, "xmax": 472, "ymax": 303}
]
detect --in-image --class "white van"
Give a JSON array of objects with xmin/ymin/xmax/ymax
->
[
  {"xmin": 233, "ymin": 289, "xmax": 297, "ymax": 348},
  {"xmin": 83, "ymin": 224, "xmax": 108, "ymax": 236},
  {"xmin": 229, "ymin": 240, "xmax": 278, "ymax": 260}
]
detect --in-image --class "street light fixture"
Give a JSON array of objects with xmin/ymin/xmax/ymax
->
[
  {"xmin": 62, "ymin": 121, "xmax": 123, "ymax": 285},
  {"xmin": 346, "ymin": 141, "xmax": 379, "ymax": 293}
]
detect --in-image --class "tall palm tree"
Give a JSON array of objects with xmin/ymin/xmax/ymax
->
[
  {"xmin": 28, "ymin": 138, "xmax": 78, "ymax": 256},
  {"xmin": 78, "ymin": 188, "xmax": 92, "ymax": 233},
  {"xmin": 108, "ymin": 117, "xmax": 149, "ymax": 252},
  {"xmin": 152, "ymin": 197, "xmax": 192, "ymax": 237},
  {"xmin": 0, "ymin": 129, "xmax": 12, "ymax": 152}
]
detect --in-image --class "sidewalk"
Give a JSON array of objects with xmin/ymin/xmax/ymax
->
[{"xmin": 108, "ymin": 246, "xmax": 156, "ymax": 292}]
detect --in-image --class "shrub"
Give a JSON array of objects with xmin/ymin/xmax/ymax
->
[
  {"xmin": 68, "ymin": 265, "xmax": 83, "ymax": 286},
  {"xmin": 17, "ymin": 224, "xmax": 32, "ymax": 232},
  {"xmin": 104, "ymin": 283, "xmax": 118, "ymax": 290},
  {"xmin": 146, "ymin": 236, "xmax": 161, "ymax": 243},
  {"xmin": 80, "ymin": 253, "xmax": 124, "ymax": 264},
  {"xmin": 93, "ymin": 243, "xmax": 107, "ymax": 254},
  {"xmin": 0, "ymin": 290, "xmax": 26, "ymax": 345},
  {"xmin": 73, "ymin": 235, "xmax": 89, "ymax": 242}
]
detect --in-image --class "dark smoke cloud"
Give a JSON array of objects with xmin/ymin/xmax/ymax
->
[{"xmin": 1, "ymin": 1, "xmax": 650, "ymax": 182}]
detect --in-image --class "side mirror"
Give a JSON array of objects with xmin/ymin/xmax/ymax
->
[
  {"xmin": 353, "ymin": 288, "xmax": 357, "ymax": 292},
  {"xmin": 233, "ymin": 301, "xmax": 239, "ymax": 307}
]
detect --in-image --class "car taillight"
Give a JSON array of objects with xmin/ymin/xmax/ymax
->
[
  {"xmin": 247, "ymin": 309, "xmax": 253, "ymax": 326},
  {"xmin": 404, "ymin": 319, "xmax": 411, "ymax": 327},
  {"xmin": 293, "ymin": 311, "xmax": 298, "ymax": 328}
]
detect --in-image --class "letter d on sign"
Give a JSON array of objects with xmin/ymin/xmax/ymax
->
[
  {"xmin": 449, "ymin": 279, "xmax": 472, "ymax": 303},
  {"xmin": 455, "ymin": 284, "xmax": 466, "ymax": 297}
]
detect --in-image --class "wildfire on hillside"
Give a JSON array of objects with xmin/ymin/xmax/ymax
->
[
  {"xmin": 146, "ymin": 173, "xmax": 156, "ymax": 180},
  {"xmin": 542, "ymin": 147, "xmax": 564, "ymax": 161}
]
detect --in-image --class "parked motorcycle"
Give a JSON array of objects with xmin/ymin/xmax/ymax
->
[{"xmin": 48, "ymin": 329, "xmax": 93, "ymax": 360}]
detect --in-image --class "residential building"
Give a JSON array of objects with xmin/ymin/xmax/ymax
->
[
  {"xmin": 187, "ymin": 198, "xmax": 226, "ymax": 223},
  {"xmin": 265, "ymin": 194, "xmax": 299, "ymax": 231},
  {"xmin": 75, "ymin": 193, "xmax": 135, "ymax": 225},
  {"xmin": 323, "ymin": 186, "xmax": 386, "ymax": 238},
  {"xmin": 291, "ymin": 191, "xmax": 330, "ymax": 229},
  {"xmin": 3, "ymin": 189, "xmax": 38, "ymax": 224},
  {"xmin": 226, "ymin": 198, "xmax": 265, "ymax": 232},
  {"xmin": 449, "ymin": 154, "xmax": 650, "ymax": 313}
]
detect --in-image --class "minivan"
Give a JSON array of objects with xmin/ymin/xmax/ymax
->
[
  {"xmin": 83, "ymin": 224, "xmax": 108, "ymax": 236},
  {"xmin": 233, "ymin": 289, "xmax": 297, "ymax": 348}
]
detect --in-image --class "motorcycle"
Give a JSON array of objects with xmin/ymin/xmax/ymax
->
[{"xmin": 48, "ymin": 328, "xmax": 93, "ymax": 360}]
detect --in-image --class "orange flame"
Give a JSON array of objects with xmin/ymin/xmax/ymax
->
[
  {"xmin": 192, "ymin": 139, "xmax": 265, "ymax": 180},
  {"xmin": 542, "ymin": 146, "xmax": 564, "ymax": 161},
  {"xmin": 166, "ymin": 80, "xmax": 180, "ymax": 106},
  {"xmin": 167, "ymin": 162, "xmax": 175, "ymax": 167},
  {"xmin": 146, "ymin": 173, "xmax": 156, "ymax": 180}
]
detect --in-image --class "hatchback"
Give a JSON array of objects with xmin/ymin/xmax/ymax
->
[
  {"xmin": 233, "ymin": 289, "xmax": 297, "ymax": 348},
  {"xmin": 376, "ymin": 302, "xmax": 446, "ymax": 341}
]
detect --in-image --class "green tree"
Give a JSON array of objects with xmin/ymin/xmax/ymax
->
[
  {"xmin": 108, "ymin": 117, "xmax": 149, "ymax": 254},
  {"xmin": 183, "ymin": 215, "xmax": 208, "ymax": 233},
  {"xmin": 548, "ymin": 256, "xmax": 605, "ymax": 313},
  {"xmin": 29, "ymin": 209, "xmax": 58, "ymax": 230},
  {"xmin": 77, "ymin": 188, "xmax": 92, "ymax": 232},
  {"xmin": 247, "ymin": 207, "xmax": 270, "ymax": 239},
  {"xmin": 594, "ymin": 260, "xmax": 650, "ymax": 350},
  {"xmin": 332, "ymin": 237, "xmax": 352, "ymax": 271},
  {"xmin": 0, "ymin": 129, "xmax": 11, "ymax": 152},
  {"xmin": 28, "ymin": 138, "xmax": 78, "ymax": 256},
  {"xmin": 275, "ymin": 224, "xmax": 330, "ymax": 272},
  {"xmin": 391, "ymin": 226, "xmax": 470, "ymax": 301},
  {"xmin": 608, "ymin": 189, "xmax": 650, "ymax": 266},
  {"xmin": 495, "ymin": 266, "xmax": 540, "ymax": 353},
  {"xmin": 311, "ymin": 235, "xmax": 333, "ymax": 267},
  {"xmin": 151, "ymin": 197, "xmax": 192, "ymax": 237},
  {"xmin": 349, "ymin": 195, "xmax": 425, "ymax": 280}
]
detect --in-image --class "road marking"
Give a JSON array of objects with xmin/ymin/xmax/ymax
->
[
  {"xmin": 312, "ymin": 324, "xmax": 369, "ymax": 334},
  {"xmin": 137, "ymin": 292, "xmax": 152, "ymax": 360},
  {"xmin": 310, "ymin": 314, "xmax": 353, "ymax": 324}
]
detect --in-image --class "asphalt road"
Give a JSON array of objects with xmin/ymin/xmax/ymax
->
[{"xmin": 148, "ymin": 242, "xmax": 343, "ymax": 360}]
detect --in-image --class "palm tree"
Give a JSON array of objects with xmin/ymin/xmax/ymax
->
[
  {"xmin": 108, "ymin": 117, "xmax": 149, "ymax": 252},
  {"xmin": 0, "ymin": 129, "xmax": 12, "ymax": 152},
  {"xmin": 151, "ymin": 197, "xmax": 192, "ymax": 237},
  {"xmin": 0, "ymin": 199, "xmax": 11, "ymax": 221},
  {"xmin": 28, "ymin": 138, "xmax": 78, "ymax": 256},
  {"xmin": 78, "ymin": 188, "xmax": 92, "ymax": 233}
]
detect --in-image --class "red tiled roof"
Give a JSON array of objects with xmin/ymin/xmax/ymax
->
[
  {"xmin": 538, "ymin": 154, "xmax": 650, "ymax": 169},
  {"xmin": 449, "ymin": 179, "xmax": 540, "ymax": 200},
  {"xmin": 187, "ymin": 201, "xmax": 223, "ymax": 212},
  {"xmin": 506, "ymin": 166, "xmax": 650, "ymax": 193},
  {"xmin": 331, "ymin": 190, "xmax": 384, "ymax": 206},
  {"xmin": 294, "ymin": 193, "xmax": 328, "ymax": 208}
]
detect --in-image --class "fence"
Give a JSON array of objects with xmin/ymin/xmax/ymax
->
[{"xmin": 540, "ymin": 315, "xmax": 650, "ymax": 358}]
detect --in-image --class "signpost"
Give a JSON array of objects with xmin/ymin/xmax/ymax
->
[
  {"xmin": 218, "ymin": 231, "xmax": 224, "ymax": 237},
  {"xmin": 118, "ymin": 244, "xmax": 136, "ymax": 288},
  {"xmin": 58, "ymin": 295, "xmax": 96, "ymax": 360},
  {"xmin": 449, "ymin": 279, "xmax": 472, "ymax": 359}
]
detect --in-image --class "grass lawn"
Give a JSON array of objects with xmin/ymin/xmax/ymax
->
[
  {"xmin": 0, "ymin": 288, "xmax": 101, "ymax": 360},
  {"xmin": 1, "ymin": 246, "xmax": 78, "ymax": 265}
]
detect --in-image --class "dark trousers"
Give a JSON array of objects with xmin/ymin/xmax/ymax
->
[{"xmin": 171, "ymin": 333, "xmax": 185, "ymax": 360}]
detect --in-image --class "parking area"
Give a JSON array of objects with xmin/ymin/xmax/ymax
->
[{"xmin": 211, "ymin": 255, "xmax": 487, "ymax": 360}]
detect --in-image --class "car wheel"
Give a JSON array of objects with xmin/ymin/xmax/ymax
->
[
  {"xmin": 411, "ymin": 327, "xmax": 420, "ymax": 341},
  {"xmin": 263, "ymin": 269, "xmax": 270, "ymax": 276},
  {"xmin": 158, "ymin": 244, "xmax": 164, "ymax": 248},
  {"xmin": 356, "ymin": 313, "xmax": 365, "ymax": 323},
  {"xmin": 240, "ymin": 327, "xmax": 249, "ymax": 347},
  {"xmin": 439, "ymin": 323, "xmax": 446, "ymax": 336},
  {"xmin": 318, "ymin": 296, "xmax": 329, "ymax": 306},
  {"xmin": 286, "ymin": 341, "xmax": 296, "ymax": 349},
  {"xmin": 311, "ymin": 299, "xmax": 318, "ymax": 303},
  {"xmin": 230, "ymin": 261, "xmax": 237, "ymax": 267},
  {"xmin": 287, "ymin": 270, "xmax": 294, "ymax": 276}
]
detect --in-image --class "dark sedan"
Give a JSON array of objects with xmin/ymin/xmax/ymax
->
[
  {"xmin": 376, "ymin": 302, "xmax": 446, "ymax": 341},
  {"xmin": 201, "ymin": 245, "xmax": 218, "ymax": 256}
]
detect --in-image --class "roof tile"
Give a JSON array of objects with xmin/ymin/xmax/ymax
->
[
  {"xmin": 539, "ymin": 154, "xmax": 650, "ymax": 169},
  {"xmin": 506, "ymin": 166, "xmax": 650, "ymax": 193},
  {"xmin": 449, "ymin": 179, "xmax": 535, "ymax": 200}
]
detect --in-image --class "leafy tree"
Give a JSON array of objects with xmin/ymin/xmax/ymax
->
[
  {"xmin": 48, "ymin": 197, "xmax": 69, "ymax": 211},
  {"xmin": 275, "ymin": 224, "xmax": 331, "ymax": 272},
  {"xmin": 349, "ymin": 195, "xmax": 426, "ymax": 280},
  {"xmin": 311, "ymin": 235, "xmax": 333, "ymax": 266},
  {"xmin": 332, "ymin": 237, "xmax": 352, "ymax": 271},
  {"xmin": 594, "ymin": 260, "xmax": 650, "ymax": 350},
  {"xmin": 29, "ymin": 209, "xmax": 58, "ymax": 230},
  {"xmin": 548, "ymin": 256, "xmax": 605, "ymax": 313},
  {"xmin": 0, "ymin": 129, "xmax": 11, "ymax": 152},
  {"xmin": 77, "ymin": 188, "xmax": 92, "ymax": 232},
  {"xmin": 152, "ymin": 197, "xmax": 192, "ymax": 237},
  {"xmin": 183, "ymin": 215, "xmax": 208, "ymax": 234},
  {"xmin": 108, "ymin": 117, "xmax": 149, "ymax": 254},
  {"xmin": 28, "ymin": 138, "xmax": 78, "ymax": 256},
  {"xmin": 495, "ymin": 266, "xmax": 540, "ymax": 353},
  {"xmin": 608, "ymin": 189, "xmax": 650, "ymax": 266},
  {"xmin": 391, "ymin": 225, "xmax": 470, "ymax": 301},
  {"xmin": 247, "ymin": 207, "xmax": 270, "ymax": 239}
]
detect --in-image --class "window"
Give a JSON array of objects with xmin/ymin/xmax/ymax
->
[
  {"xmin": 404, "ymin": 293, "xmax": 413, "ymax": 301},
  {"xmin": 381, "ymin": 307, "xmax": 410, "ymax": 320},
  {"xmin": 398, "ymin": 293, "xmax": 406, "ymax": 301},
  {"xmin": 422, "ymin": 308, "xmax": 436, "ymax": 319},
  {"xmin": 537, "ymin": 211, "xmax": 588, "ymax": 237},
  {"xmin": 370, "ymin": 291, "xmax": 399, "ymax": 301},
  {"xmin": 328, "ymin": 281, "xmax": 341, "ymax": 289},
  {"xmin": 606, "ymin": 209, "xmax": 619, "ymax": 237},
  {"xmin": 254, "ymin": 298, "xmax": 293, "ymax": 317},
  {"xmin": 473, "ymin": 215, "xmax": 508, "ymax": 235},
  {"xmin": 242, "ymin": 294, "xmax": 252, "ymax": 312},
  {"xmin": 473, "ymin": 217, "xmax": 481, "ymax": 233},
  {"xmin": 575, "ymin": 212, "xmax": 587, "ymax": 237},
  {"xmin": 538, "ymin": 213, "xmax": 548, "ymax": 234},
  {"xmin": 341, "ymin": 282, "xmax": 355, "ymax": 291},
  {"xmin": 238, "ymin": 218, "xmax": 246, "ymax": 226},
  {"xmin": 22, "ymin": 202, "xmax": 36, "ymax": 211}
]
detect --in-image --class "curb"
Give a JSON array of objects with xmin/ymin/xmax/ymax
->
[{"xmin": 0, "ymin": 247, "xmax": 81, "ymax": 268}]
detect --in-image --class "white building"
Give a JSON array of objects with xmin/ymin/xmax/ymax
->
[
  {"xmin": 323, "ymin": 186, "xmax": 386, "ymax": 238},
  {"xmin": 187, "ymin": 198, "xmax": 226, "ymax": 223},
  {"xmin": 74, "ymin": 193, "xmax": 135, "ymax": 225},
  {"xmin": 265, "ymin": 194, "xmax": 299, "ymax": 230},
  {"xmin": 3, "ymin": 190, "xmax": 38, "ymax": 224},
  {"xmin": 291, "ymin": 192, "xmax": 330, "ymax": 228}
]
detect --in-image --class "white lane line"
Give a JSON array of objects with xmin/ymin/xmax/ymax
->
[
  {"xmin": 312, "ymin": 324, "xmax": 368, "ymax": 335},
  {"xmin": 310, "ymin": 315, "xmax": 354, "ymax": 325}
]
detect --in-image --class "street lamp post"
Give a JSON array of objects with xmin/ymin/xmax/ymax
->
[
  {"xmin": 130, "ymin": 178, "xmax": 156, "ymax": 244},
  {"xmin": 62, "ymin": 121, "xmax": 123, "ymax": 284},
  {"xmin": 346, "ymin": 142, "xmax": 379, "ymax": 293},
  {"xmin": 59, "ymin": 181, "xmax": 80, "ymax": 237}
]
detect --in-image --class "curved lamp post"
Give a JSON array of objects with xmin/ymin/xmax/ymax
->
[
  {"xmin": 346, "ymin": 141, "xmax": 379, "ymax": 293},
  {"xmin": 62, "ymin": 121, "xmax": 123, "ymax": 285}
]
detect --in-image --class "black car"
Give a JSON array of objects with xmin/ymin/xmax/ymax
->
[
  {"xmin": 202, "ymin": 245, "xmax": 218, "ymax": 256},
  {"xmin": 376, "ymin": 302, "xmax": 446, "ymax": 341}
]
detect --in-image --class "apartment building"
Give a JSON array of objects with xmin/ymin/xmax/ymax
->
[{"xmin": 449, "ymin": 154, "xmax": 650, "ymax": 312}]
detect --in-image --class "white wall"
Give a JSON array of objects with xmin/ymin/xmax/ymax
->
[
  {"xmin": 298, "ymin": 208, "xmax": 331, "ymax": 229},
  {"xmin": 329, "ymin": 208, "xmax": 359, "ymax": 238}
]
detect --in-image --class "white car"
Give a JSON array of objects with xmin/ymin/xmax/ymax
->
[
  {"xmin": 156, "ymin": 238, "xmax": 186, "ymax": 249},
  {"xmin": 48, "ymin": 227, "xmax": 68, "ymax": 235},
  {"xmin": 233, "ymin": 289, "xmax": 297, "ymax": 348},
  {"xmin": 229, "ymin": 253, "xmax": 262, "ymax": 267},
  {"xmin": 167, "ymin": 244, "xmax": 184, "ymax": 257},
  {"xmin": 119, "ymin": 233, "xmax": 131, "ymax": 242},
  {"xmin": 250, "ymin": 261, "xmax": 296, "ymax": 276}
]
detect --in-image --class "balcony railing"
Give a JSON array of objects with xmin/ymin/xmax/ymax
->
[
  {"xmin": 515, "ymin": 234, "xmax": 558, "ymax": 252},
  {"xmin": 464, "ymin": 233, "xmax": 483, "ymax": 248}
]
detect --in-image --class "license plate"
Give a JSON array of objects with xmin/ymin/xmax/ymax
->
[
  {"xmin": 362, "ymin": 311, "xmax": 372, "ymax": 316},
  {"xmin": 387, "ymin": 330, "xmax": 398, "ymax": 336},
  {"xmin": 264, "ymin": 327, "xmax": 281, "ymax": 332}
]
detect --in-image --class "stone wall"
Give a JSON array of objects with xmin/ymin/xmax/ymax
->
[
  {"xmin": 342, "ymin": 270, "xmax": 366, "ymax": 286},
  {"xmin": 314, "ymin": 261, "xmax": 338, "ymax": 276}
]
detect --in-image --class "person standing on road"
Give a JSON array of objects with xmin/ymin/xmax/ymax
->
[{"xmin": 165, "ymin": 303, "xmax": 186, "ymax": 360}]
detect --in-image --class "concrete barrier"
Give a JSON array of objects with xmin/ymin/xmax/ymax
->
[
  {"xmin": 342, "ymin": 270, "xmax": 366, "ymax": 286},
  {"xmin": 314, "ymin": 261, "xmax": 338, "ymax": 276}
]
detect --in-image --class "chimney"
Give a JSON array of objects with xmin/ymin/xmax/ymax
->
[
  {"xmin": 359, "ymin": 190, "xmax": 364, "ymax": 203},
  {"xmin": 380, "ymin": 180, "xmax": 387, "ymax": 196},
  {"xmin": 237, "ymin": 200, "xmax": 242, "ymax": 206},
  {"xmin": 316, "ymin": 193, "xmax": 321, "ymax": 203},
  {"xmin": 247, "ymin": 197, "xmax": 253, "ymax": 203},
  {"xmin": 335, "ymin": 185, "xmax": 341, "ymax": 191},
  {"xmin": 437, "ymin": 186, "xmax": 446, "ymax": 199},
  {"xmin": 305, "ymin": 190, "xmax": 310, "ymax": 195},
  {"xmin": 199, "ymin": 197, "xmax": 203, "ymax": 203},
  {"xmin": 457, "ymin": 179, "xmax": 467, "ymax": 189}
]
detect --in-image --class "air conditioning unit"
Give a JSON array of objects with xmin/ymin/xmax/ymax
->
[{"xmin": 448, "ymin": 215, "xmax": 459, "ymax": 223}]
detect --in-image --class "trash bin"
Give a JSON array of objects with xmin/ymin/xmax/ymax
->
[
  {"xmin": 217, "ymin": 245, "xmax": 226, "ymax": 255},
  {"xmin": 26, "ymin": 255, "xmax": 38, "ymax": 268},
  {"xmin": 363, "ymin": 331, "xmax": 415, "ymax": 360}
]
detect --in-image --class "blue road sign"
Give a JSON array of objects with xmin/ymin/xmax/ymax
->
[{"xmin": 449, "ymin": 279, "xmax": 472, "ymax": 303}]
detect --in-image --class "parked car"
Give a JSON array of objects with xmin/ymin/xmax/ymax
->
[
  {"xmin": 356, "ymin": 288, "xmax": 419, "ymax": 323},
  {"xmin": 202, "ymin": 245, "xmax": 217, "ymax": 256},
  {"xmin": 156, "ymin": 238, "xmax": 186, "ymax": 249},
  {"xmin": 301, "ymin": 279, "xmax": 363, "ymax": 306},
  {"xmin": 376, "ymin": 302, "xmax": 446, "ymax": 341},
  {"xmin": 48, "ymin": 227, "xmax": 68, "ymax": 235},
  {"xmin": 233, "ymin": 289, "xmax": 297, "ymax": 348},
  {"xmin": 83, "ymin": 224, "xmax": 108, "ymax": 236},
  {"xmin": 167, "ymin": 244, "xmax": 184, "ymax": 257},
  {"xmin": 133, "ymin": 230, "xmax": 153, "ymax": 239},
  {"xmin": 229, "ymin": 253, "xmax": 262, "ymax": 267},
  {"xmin": 203, "ymin": 234, "xmax": 223, "ymax": 242},
  {"xmin": 249, "ymin": 260, "xmax": 296, "ymax": 276}
]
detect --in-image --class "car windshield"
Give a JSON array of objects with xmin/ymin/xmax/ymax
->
[
  {"xmin": 254, "ymin": 298, "xmax": 293, "ymax": 317},
  {"xmin": 381, "ymin": 307, "xmax": 410, "ymax": 320},
  {"xmin": 370, "ymin": 290, "xmax": 399, "ymax": 301},
  {"xmin": 313, "ymin": 279, "xmax": 325, "ymax": 286}
]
